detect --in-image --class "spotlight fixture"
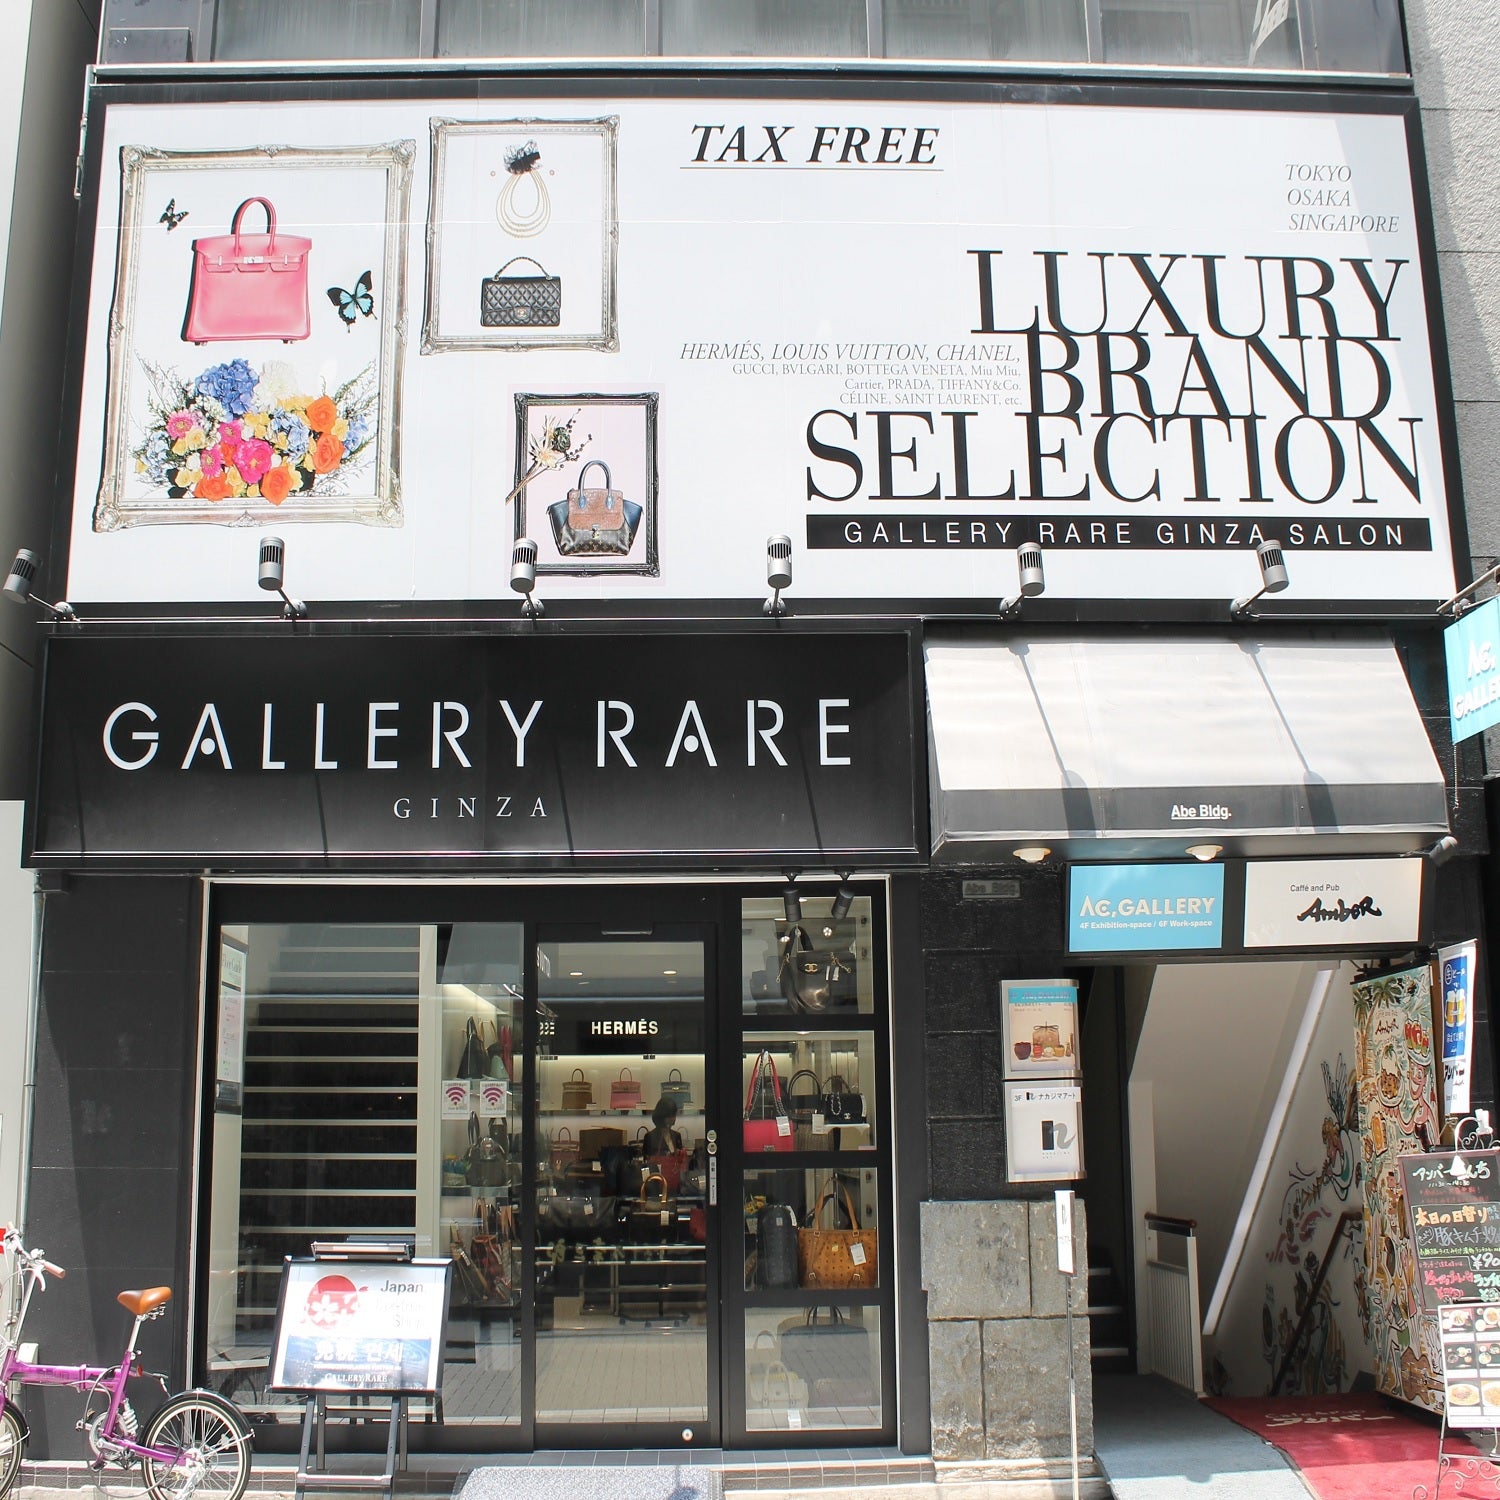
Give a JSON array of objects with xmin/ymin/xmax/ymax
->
[
  {"xmin": 3, "ymin": 549, "xmax": 76, "ymax": 621},
  {"xmin": 510, "ymin": 539, "xmax": 544, "ymax": 617},
  {"xmin": 765, "ymin": 535, "xmax": 792, "ymax": 617},
  {"xmin": 257, "ymin": 536, "xmax": 306, "ymax": 620},
  {"xmin": 1437, "ymin": 562, "xmax": 1500, "ymax": 618},
  {"xmin": 999, "ymin": 543, "xmax": 1045, "ymax": 617},
  {"xmin": 1230, "ymin": 540, "xmax": 1290, "ymax": 619},
  {"xmin": 1012, "ymin": 845, "xmax": 1051, "ymax": 864},
  {"xmin": 830, "ymin": 873, "xmax": 855, "ymax": 922},
  {"xmin": 1424, "ymin": 834, "xmax": 1459, "ymax": 866},
  {"xmin": 782, "ymin": 876, "xmax": 802, "ymax": 924},
  {"xmin": 1185, "ymin": 843, "xmax": 1223, "ymax": 862}
]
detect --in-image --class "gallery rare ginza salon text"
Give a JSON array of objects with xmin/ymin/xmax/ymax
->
[{"xmin": 806, "ymin": 251, "xmax": 1427, "ymax": 524}]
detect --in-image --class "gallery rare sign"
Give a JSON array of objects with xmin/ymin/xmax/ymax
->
[
  {"xmin": 27, "ymin": 631, "xmax": 920, "ymax": 867},
  {"xmin": 63, "ymin": 85, "xmax": 1456, "ymax": 610}
]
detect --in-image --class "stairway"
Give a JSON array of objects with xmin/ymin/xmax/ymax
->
[{"xmin": 1088, "ymin": 1250, "xmax": 1133, "ymax": 1374}]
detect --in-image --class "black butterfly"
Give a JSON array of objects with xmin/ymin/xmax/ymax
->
[
  {"xmin": 327, "ymin": 270, "xmax": 375, "ymax": 329},
  {"xmin": 159, "ymin": 198, "xmax": 188, "ymax": 231}
]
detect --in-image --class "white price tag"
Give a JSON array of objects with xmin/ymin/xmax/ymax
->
[
  {"xmin": 660, "ymin": 1210, "xmax": 671, "ymax": 1226},
  {"xmin": 787, "ymin": 1409, "xmax": 802, "ymax": 1430},
  {"xmin": 583, "ymin": 1203, "xmax": 594, "ymax": 1217},
  {"xmin": 776, "ymin": 1117, "xmax": 791, "ymax": 1137},
  {"xmin": 812, "ymin": 1114, "xmax": 828, "ymax": 1133},
  {"xmin": 850, "ymin": 1243, "xmax": 867, "ymax": 1266}
]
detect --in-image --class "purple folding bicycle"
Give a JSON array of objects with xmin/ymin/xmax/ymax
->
[{"xmin": 0, "ymin": 1224, "xmax": 252, "ymax": 1500}]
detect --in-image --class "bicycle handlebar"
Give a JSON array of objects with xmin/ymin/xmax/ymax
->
[{"xmin": 41, "ymin": 1261, "xmax": 65, "ymax": 1279}]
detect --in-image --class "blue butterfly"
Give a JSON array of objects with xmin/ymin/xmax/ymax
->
[{"xmin": 326, "ymin": 270, "xmax": 374, "ymax": 329}]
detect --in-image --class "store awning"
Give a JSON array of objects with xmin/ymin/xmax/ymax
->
[{"xmin": 925, "ymin": 633, "xmax": 1450, "ymax": 862}]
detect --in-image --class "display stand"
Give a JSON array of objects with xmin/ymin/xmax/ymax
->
[{"xmin": 267, "ymin": 1243, "xmax": 452, "ymax": 1500}]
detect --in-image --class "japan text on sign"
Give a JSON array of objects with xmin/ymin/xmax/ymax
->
[{"xmin": 1399, "ymin": 1151, "xmax": 1500, "ymax": 1311}]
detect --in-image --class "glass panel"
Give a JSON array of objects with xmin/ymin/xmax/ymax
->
[
  {"xmin": 438, "ymin": 0, "xmax": 645, "ymax": 58},
  {"xmin": 534, "ymin": 938, "xmax": 709, "ymax": 1426},
  {"xmin": 661, "ymin": 0, "xmax": 865, "ymax": 56},
  {"xmin": 745, "ymin": 1167, "xmax": 880, "ymax": 1292},
  {"xmin": 742, "ymin": 1033, "xmax": 878, "ymax": 1153},
  {"xmin": 205, "ymin": 921, "xmax": 524, "ymax": 1428},
  {"xmin": 884, "ymin": 0, "xmax": 1087, "ymax": 62},
  {"xmin": 744, "ymin": 1305, "xmax": 883, "ymax": 1431},
  {"xmin": 1100, "ymin": 0, "xmax": 1293, "ymax": 67},
  {"xmin": 214, "ymin": 0, "xmax": 421, "ymax": 60},
  {"xmin": 743, "ymin": 894, "xmax": 876, "ymax": 1017}
]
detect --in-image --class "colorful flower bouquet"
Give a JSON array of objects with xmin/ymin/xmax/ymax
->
[{"xmin": 134, "ymin": 357, "xmax": 377, "ymax": 506}]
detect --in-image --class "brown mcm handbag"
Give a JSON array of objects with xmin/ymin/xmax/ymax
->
[
  {"xmin": 547, "ymin": 461, "xmax": 644, "ymax": 557},
  {"xmin": 798, "ymin": 1181, "xmax": 877, "ymax": 1289}
]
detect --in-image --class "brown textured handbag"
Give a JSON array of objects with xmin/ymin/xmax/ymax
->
[{"xmin": 798, "ymin": 1181, "xmax": 877, "ymax": 1288}]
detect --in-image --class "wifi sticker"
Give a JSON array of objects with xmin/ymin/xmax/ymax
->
[
  {"xmin": 442, "ymin": 1080, "xmax": 472, "ymax": 1118},
  {"xmin": 480, "ymin": 1081, "xmax": 509, "ymax": 1116}
]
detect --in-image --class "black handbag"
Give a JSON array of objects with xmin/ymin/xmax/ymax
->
[
  {"xmin": 778, "ymin": 926, "xmax": 855, "ymax": 1013},
  {"xmin": 480, "ymin": 256, "xmax": 561, "ymax": 327},
  {"xmin": 628, "ymin": 1172, "xmax": 676, "ymax": 1241},
  {"xmin": 756, "ymin": 1202, "xmax": 800, "ymax": 1289},
  {"xmin": 456, "ymin": 1017, "xmax": 488, "ymax": 1078},
  {"xmin": 777, "ymin": 1306, "xmax": 875, "ymax": 1392},
  {"xmin": 820, "ymin": 1074, "xmax": 867, "ymax": 1125},
  {"xmin": 465, "ymin": 1112, "xmax": 507, "ymax": 1187}
]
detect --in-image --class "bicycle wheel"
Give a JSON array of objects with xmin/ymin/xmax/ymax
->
[
  {"xmin": 141, "ymin": 1394, "xmax": 250, "ymax": 1500},
  {"xmin": 0, "ymin": 1402, "xmax": 24, "ymax": 1499}
]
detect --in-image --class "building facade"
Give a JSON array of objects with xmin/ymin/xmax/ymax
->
[{"xmin": 6, "ymin": 0, "xmax": 1500, "ymax": 1489}]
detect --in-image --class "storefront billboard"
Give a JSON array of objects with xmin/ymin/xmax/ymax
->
[
  {"xmin": 1444, "ymin": 596, "xmax": 1500, "ymax": 744},
  {"xmin": 1242, "ymin": 856, "xmax": 1423, "ymax": 947},
  {"xmin": 62, "ymin": 86, "xmax": 1457, "ymax": 611},
  {"xmin": 1066, "ymin": 863, "xmax": 1225, "ymax": 953}
]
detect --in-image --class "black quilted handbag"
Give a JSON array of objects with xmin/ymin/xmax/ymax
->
[{"xmin": 480, "ymin": 257, "xmax": 561, "ymax": 327}]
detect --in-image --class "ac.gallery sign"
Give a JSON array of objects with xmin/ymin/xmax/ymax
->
[{"xmin": 29, "ymin": 632, "xmax": 919, "ymax": 867}]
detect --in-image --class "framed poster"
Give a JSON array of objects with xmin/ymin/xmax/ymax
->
[
  {"xmin": 1005, "ymin": 1083, "xmax": 1084, "ymax": 1183},
  {"xmin": 1436, "ymin": 1304, "xmax": 1500, "ymax": 1427},
  {"xmin": 1001, "ymin": 979, "xmax": 1080, "ymax": 1078},
  {"xmin": 510, "ymin": 392, "xmax": 659, "ymax": 576},
  {"xmin": 423, "ymin": 116, "xmax": 618, "ymax": 353},
  {"xmin": 214, "ymin": 936, "xmax": 247, "ymax": 1113},
  {"xmin": 269, "ymin": 1257, "xmax": 452, "ymax": 1394},
  {"xmin": 95, "ymin": 141, "xmax": 413, "ymax": 531}
]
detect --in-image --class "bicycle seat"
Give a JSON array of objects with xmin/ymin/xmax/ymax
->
[{"xmin": 117, "ymin": 1287, "xmax": 172, "ymax": 1316}]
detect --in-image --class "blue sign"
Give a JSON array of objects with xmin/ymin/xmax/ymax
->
[
  {"xmin": 1068, "ymin": 863, "xmax": 1225, "ymax": 953},
  {"xmin": 1444, "ymin": 595, "xmax": 1500, "ymax": 744}
]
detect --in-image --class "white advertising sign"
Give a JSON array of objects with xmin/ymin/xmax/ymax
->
[
  {"xmin": 66, "ymin": 91, "xmax": 1454, "ymax": 608},
  {"xmin": 1243, "ymin": 857, "xmax": 1423, "ymax": 948},
  {"xmin": 1006, "ymin": 1083, "xmax": 1085, "ymax": 1182},
  {"xmin": 1439, "ymin": 939, "xmax": 1479, "ymax": 1116}
]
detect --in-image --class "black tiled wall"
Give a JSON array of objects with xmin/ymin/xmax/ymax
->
[{"xmin": 24, "ymin": 875, "xmax": 199, "ymax": 1458}]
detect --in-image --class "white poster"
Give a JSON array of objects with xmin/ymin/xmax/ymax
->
[
  {"xmin": 1439, "ymin": 939, "xmax": 1479, "ymax": 1116},
  {"xmin": 1005, "ymin": 1083, "xmax": 1084, "ymax": 1182},
  {"xmin": 65, "ymin": 92, "xmax": 1455, "ymax": 608},
  {"xmin": 1243, "ymin": 858, "xmax": 1423, "ymax": 948},
  {"xmin": 214, "ymin": 937, "xmax": 247, "ymax": 1112}
]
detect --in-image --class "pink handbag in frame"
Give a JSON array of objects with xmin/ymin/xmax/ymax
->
[{"xmin": 182, "ymin": 197, "xmax": 313, "ymax": 344}]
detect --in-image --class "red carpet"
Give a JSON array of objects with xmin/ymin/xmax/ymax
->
[{"xmin": 1204, "ymin": 1393, "xmax": 1500, "ymax": 1500}]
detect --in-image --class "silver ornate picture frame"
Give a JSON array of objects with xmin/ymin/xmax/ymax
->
[
  {"xmin": 424, "ymin": 117, "xmax": 619, "ymax": 354},
  {"xmin": 94, "ymin": 141, "xmax": 414, "ymax": 531}
]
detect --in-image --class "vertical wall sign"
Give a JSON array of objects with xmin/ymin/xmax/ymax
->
[
  {"xmin": 1445, "ymin": 596, "xmax": 1500, "ymax": 744},
  {"xmin": 214, "ymin": 936, "xmax": 247, "ymax": 1113},
  {"xmin": 1439, "ymin": 940, "xmax": 1480, "ymax": 1117},
  {"xmin": 1000, "ymin": 979, "xmax": 1079, "ymax": 1078}
]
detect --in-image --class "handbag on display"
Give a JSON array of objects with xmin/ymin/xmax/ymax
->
[
  {"xmin": 549, "ymin": 1127, "xmax": 581, "ymax": 1171},
  {"xmin": 756, "ymin": 1202, "xmax": 800, "ymax": 1290},
  {"xmin": 659, "ymin": 1068, "xmax": 693, "ymax": 1109},
  {"xmin": 629, "ymin": 1172, "xmax": 675, "ymax": 1241},
  {"xmin": 820, "ymin": 1074, "xmax": 867, "ymax": 1125},
  {"xmin": 561, "ymin": 1068, "xmax": 593, "ymax": 1109},
  {"xmin": 457, "ymin": 1017, "xmax": 489, "ymax": 1079},
  {"xmin": 579, "ymin": 1125, "xmax": 625, "ymax": 1164},
  {"xmin": 786, "ymin": 1069, "xmax": 823, "ymax": 1151},
  {"xmin": 777, "ymin": 1306, "xmax": 874, "ymax": 1391},
  {"xmin": 778, "ymin": 925, "xmax": 856, "ymax": 1013},
  {"xmin": 610, "ymin": 1067, "xmax": 643, "ymax": 1111},
  {"xmin": 486, "ymin": 1021, "xmax": 511, "ymax": 1081},
  {"xmin": 798, "ymin": 1180, "xmax": 877, "ymax": 1289},
  {"xmin": 743, "ymin": 1050, "xmax": 794, "ymax": 1153},
  {"xmin": 480, "ymin": 256, "xmax": 562, "ymax": 327},
  {"xmin": 182, "ymin": 197, "xmax": 312, "ymax": 345},
  {"xmin": 648, "ymin": 1148, "xmax": 688, "ymax": 1194},
  {"xmin": 465, "ymin": 1112, "xmax": 507, "ymax": 1188},
  {"xmin": 547, "ymin": 461, "xmax": 644, "ymax": 558}
]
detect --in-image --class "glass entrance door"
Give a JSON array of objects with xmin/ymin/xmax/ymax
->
[{"xmin": 531, "ymin": 930, "xmax": 717, "ymax": 1444}]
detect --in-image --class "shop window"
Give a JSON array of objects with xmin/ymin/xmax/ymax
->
[
  {"xmin": 213, "ymin": 0, "xmax": 423, "ymax": 60},
  {"xmin": 206, "ymin": 921, "xmax": 524, "ymax": 1428},
  {"xmin": 1100, "ymin": 0, "xmax": 1297, "ymax": 67},
  {"xmin": 882, "ymin": 0, "xmax": 1087, "ymax": 62},
  {"xmin": 660, "ymin": 0, "xmax": 865, "ymax": 57},
  {"xmin": 742, "ymin": 892, "xmax": 876, "ymax": 1017},
  {"xmin": 438, "ymin": 0, "xmax": 646, "ymax": 58}
]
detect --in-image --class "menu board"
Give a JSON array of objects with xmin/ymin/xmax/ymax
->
[
  {"xmin": 1399, "ymin": 1151, "xmax": 1500, "ymax": 1312},
  {"xmin": 1437, "ymin": 1304, "xmax": 1500, "ymax": 1427}
]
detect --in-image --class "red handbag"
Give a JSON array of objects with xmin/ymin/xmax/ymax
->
[
  {"xmin": 182, "ymin": 197, "xmax": 312, "ymax": 345},
  {"xmin": 743, "ymin": 1050, "xmax": 794, "ymax": 1153}
]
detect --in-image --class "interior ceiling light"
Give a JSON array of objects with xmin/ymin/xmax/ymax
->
[
  {"xmin": 783, "ymin": 876, "xmax": 802, "ymax": 923},
  {"xmin": 830, "ymin": 874, "xmax": 856, "ymax": 922},
  {"xmin": 1013, "ymin": 845, "xmax": 1051, "ymax": 864},
  {"xmin": 1186, "ymin": 844, "xmax": 1224, "ymax": 862}
]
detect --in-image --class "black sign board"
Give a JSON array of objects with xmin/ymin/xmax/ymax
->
[
  {"xmin": 1399, "ymin": 1150, "xmax": 1500, "ymax": 1310},
  {"xmin": 30, "ymin": 629, "xmax": 919, "ymax": 870}
]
